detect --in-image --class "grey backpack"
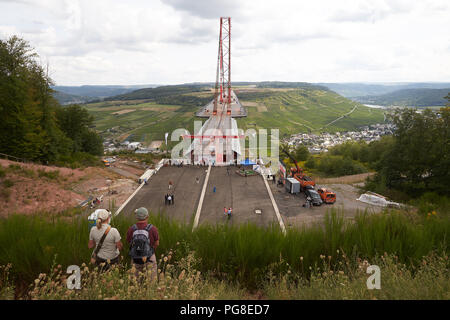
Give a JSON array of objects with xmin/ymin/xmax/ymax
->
[{"xmin": 129, "ymin": 224, "xmax": 154, "ymax": 260}]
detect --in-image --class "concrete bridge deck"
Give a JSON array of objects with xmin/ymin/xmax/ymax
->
[
  {"xmin": 120, "ymin": 165, "xmax": 278, "ymax": 228},
  {"xmin": 120, "ymin": 165, "xmax": 207, "ymax": 223}
]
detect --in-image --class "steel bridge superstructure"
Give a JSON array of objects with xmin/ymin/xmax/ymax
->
[{"xmin": 188, "ymin": 17, "xmax": 246, "ymax": 165}]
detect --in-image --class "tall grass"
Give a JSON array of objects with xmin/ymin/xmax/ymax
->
[{"xmin": 0, "ymin": 209, "xmax": 448, "ymax": 289}]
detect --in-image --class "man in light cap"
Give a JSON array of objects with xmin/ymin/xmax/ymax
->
[{"xmin": 126, "ymin": 207, "xmax": 159, "ymax": 279}]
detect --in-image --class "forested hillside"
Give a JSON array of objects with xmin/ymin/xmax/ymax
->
[{"xmin": 0, "ymin": 36, "xmax": 103, "ymax": 166}]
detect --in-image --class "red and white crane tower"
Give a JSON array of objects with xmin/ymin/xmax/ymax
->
[{"xmin": 213, "ymin": 17, "xmax": 232, "ymax": 116}]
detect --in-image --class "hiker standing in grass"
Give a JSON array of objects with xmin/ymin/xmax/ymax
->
[
  {"xmin": 127, "ymin": 207, "xmax": 159, "ymax": 279},
  {"xmin": 88, "ymin": 209, "xmax": 122, "ymax": 271}
]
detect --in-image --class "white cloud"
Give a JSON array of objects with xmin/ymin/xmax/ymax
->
[{"xmin": 0, "ymin": 0, "xmax": 449, "ymax": 85}]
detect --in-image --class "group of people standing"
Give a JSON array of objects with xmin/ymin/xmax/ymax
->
[
  {"xmin": 223, "ymin": 207, "xmax": 233, "ymax": 219},
  {"xmin": 165, "ymin": 193, "xmax": 174, "ymax": 205},
  {"xmin": 88, "ymin": 207, "xmax": 159, "ymax": 278}
]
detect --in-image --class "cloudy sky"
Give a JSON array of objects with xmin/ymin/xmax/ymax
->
[{"xmin": 1, "ymin": 0, "xmax": 449, "ymax": 85}]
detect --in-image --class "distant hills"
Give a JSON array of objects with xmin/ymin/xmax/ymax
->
[
  {"xmin": 51, "ymin": 90, "xmax": 92, "ymax": 105},
  {"xmin": 104, "ymin": 81, "xmax": 329, "ymax": 102},
  {"xmin": 51, "ymin": 82, "xmax": 450, "ymax": 107},
  {"xmin": 106, "ymin": 84, "xmax": 210, "ymax": 101},
  {"xmin": 352, "ymin": 88, "xmax": 450, "ymax": 107},
  {"xmin": 51, "ymin": 84, "xmax": 160, "ymax": 104},
  {"xmin": 319, "ymin": 82, "xmax": 450, "ymax": 98}
]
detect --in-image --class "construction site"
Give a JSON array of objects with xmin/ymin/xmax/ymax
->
[
  {"xmin": 0, "ymin": 17, "xmax": 386, "ymax": 228},
  {"xmin": 106, "ymin": 17, "xmax": 384, "ymax": 231}
]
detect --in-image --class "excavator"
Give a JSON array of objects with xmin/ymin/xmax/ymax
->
[{"xmin": 281, "ymin": 148, "xmax": 315, "ymax": 191}]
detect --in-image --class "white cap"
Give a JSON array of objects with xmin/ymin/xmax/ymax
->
[{"xmin": 97, "ymin": 209, "xmax": 110, "ymax": 221}]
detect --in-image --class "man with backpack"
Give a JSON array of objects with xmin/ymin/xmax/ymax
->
[{"xmin": 126, "ymin": 207, "xmax": 159, "ymax": 279}]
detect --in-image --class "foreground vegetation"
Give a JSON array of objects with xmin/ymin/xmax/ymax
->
[
  {"xmin": 0, "ymin": 208, "xmax": 447, "ymax": 299},
  {"xmin": 1, "ymin": 250, "xmax": 448, "ymax": 300}
]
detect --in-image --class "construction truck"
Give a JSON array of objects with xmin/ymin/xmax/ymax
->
[
  {"xmin": 317, "ymin": 187, "xmax": 336, "ymax": 204},
  {"xmin": 281, "ymin": 148, "xmax": 315, "ymax": 191}
]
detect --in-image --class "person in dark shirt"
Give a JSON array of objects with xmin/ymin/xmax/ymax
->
[{"xmin": 126, "ymin": 207, "xmax": 159, "ymax": 279}]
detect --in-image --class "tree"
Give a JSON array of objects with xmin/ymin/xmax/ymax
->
[
  {"xmin": 292, "ymin": 144, "xmax": 310, "ymax": 161},
  {"xmin": 0, "ymin": 35, "xmax": 103, "ymax": 164},
  {"xmin": 376, "ymin": 107, "xmax": 449, "ymax": 196},
  {"xmin": 81, "ymin": 130, "xmax": 103, "ymax": 156}
]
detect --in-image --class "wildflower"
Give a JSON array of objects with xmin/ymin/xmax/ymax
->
[
  {"xmin": 163, "ymin": 256, "xmax": 168, "ymax": 262},
  {"xmin": 300, "ymin": 256, "xmax": 303, "ymax": 261},
  {"xmin": 432, "ymin": 211, "xmax": 437, "ymax": 216}
]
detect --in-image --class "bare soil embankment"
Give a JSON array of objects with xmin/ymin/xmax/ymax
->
[{"xmin": 0, "ymin": 159, "xmax": 139, "ymax": 216}]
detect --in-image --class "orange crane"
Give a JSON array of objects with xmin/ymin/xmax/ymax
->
[{"xmin": 281, "ymin": 148, "xmax": 315, "ymax": 191}]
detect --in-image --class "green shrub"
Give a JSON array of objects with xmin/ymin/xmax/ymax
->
[
  {"xmin": 317, "ymin": 154, "xmax": 367, "ymax": 177},
  {"xmin": 305, "ymin": 156, "xmax": 317, "ymax": 169},
  {"xmin": 3, "ymin": 179, "xmax": 14, "ymax": 188},
  {"xmin": 413, "ymin": 192, "xmax": 450, "ymax": 217},
  {"xmin": 0, "ymin": 188, "xmax": 11, "ymax": 200},
  {"xmin": 37, "ymin": 169, "xmax": 60, "ymax": 180},
  {"xmin": 264, "ymin": 252, "xmax": 449, "ymax": 300},
  {"xmin": 6, "ymin": 164, "xmax": 35, "ymax": 178}
]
